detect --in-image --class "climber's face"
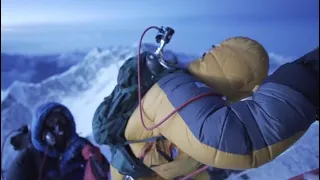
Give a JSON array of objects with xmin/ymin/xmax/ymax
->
[{"xmin": 43, "ymin": 108, "xmax": 70, "ymax": 152}]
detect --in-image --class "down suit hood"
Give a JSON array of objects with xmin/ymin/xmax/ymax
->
[
  {"xmin": 188, "ymin": 36, "xmax": 269, "ymax": 101},
  {"xmin": 31, "ymin": 102, "xmax": 78, "ymax": 158}
]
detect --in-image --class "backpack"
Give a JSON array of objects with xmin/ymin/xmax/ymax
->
[{"xmin": 92, "ymin": 52, "xmax": 180, "ymax": 178}]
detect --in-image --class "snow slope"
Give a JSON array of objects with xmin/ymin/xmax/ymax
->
[
  {"xmin": 1, "ymin": 45, "xmax": 318, "ymax": 179},
  {"xmin": 1, "ymin": 52, "xmax": 86, "ymax": 89}
]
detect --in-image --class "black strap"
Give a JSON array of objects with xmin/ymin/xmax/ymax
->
[
  {"xmin": 90, "ymin": 155, "xmax": 109, "ymax": 179},
  {"xmin": 124, "ymin": 136, "xmax": 165, "ymax": 145},
  {"xmin": 155, "ymin": 140, "xmax": 174, "ymax": 162},
  {"xmin": 124, "ymin": 136, "xmax": 174, "ymax": 163}
]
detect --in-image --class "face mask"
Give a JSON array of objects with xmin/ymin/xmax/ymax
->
[{"xmin": 43, "ymin": 108, "xmax": 69, "ymax": 151}]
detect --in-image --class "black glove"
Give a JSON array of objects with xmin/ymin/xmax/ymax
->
[
  {"xmin": 264, "ymin": 47, "xmax": 319, "ymax": 107},
  {"xmin": 10, "ymin": 127, "xmax": 31, "ymax": 151}
]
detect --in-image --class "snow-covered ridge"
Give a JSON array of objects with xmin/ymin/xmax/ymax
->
[
  {"xmin": 2, "ymin": 43, "xmax": 198, "ymax": 111},
  {"xmin": 1, "ymin": 90, "xmax": 9, "ymax": 102},
  {"xmin": 1, "ymin": 51, "xmax": 87, "ymax": 89},
  {"xmin": 1, "ymin": 43, "xmax": 199, "ymax": 136},
  {"xmin": 3, "ymin": 45, "xmax": 134, "ymax": 111}
]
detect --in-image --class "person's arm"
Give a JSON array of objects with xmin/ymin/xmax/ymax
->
[
  {"xmin": 153, "ymin": 48, "xmax": 318, "ymax": 170},
  {"xmin": 82, "ymin": 144, "xmax": 110, "ymax": 179},
  {"xmin": 6, "ymin": 148, "xmax": 38, "ymax": 180}
]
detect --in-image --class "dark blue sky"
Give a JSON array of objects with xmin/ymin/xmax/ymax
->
[{"xmin": 1, "ymin": 0, "xmax": 319, "ymax": 57}]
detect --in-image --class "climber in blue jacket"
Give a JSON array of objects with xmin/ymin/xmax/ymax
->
[{"xmin": 6, "ymin": 102, "xmax": 109, "ymax": 180}]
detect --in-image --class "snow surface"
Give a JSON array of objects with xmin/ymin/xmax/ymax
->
[
  {"xmin": 1, "ymin": 90, "xmax": 8, "ymax": 102},
  {"xmin": 1, "ymin": 45, "xmax": 319, "ymax": 179}
]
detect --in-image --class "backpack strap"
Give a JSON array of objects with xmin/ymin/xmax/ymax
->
[
  {"xmin": 124, "ymin": 136, "xmax": 174, "ymax": 163},
  {"xmin": 124, "ymin": 136, "xmax": 165, "ymax": 145},
  {"xmin": 155, "ymin": 140, "xmax": 174, "ymax": 162},
  {"xmin": 121, "ymin": 85, "xmax": 138, "ymax": 94},
  {"xmin": 82, "ymin": 145, "xmax": 109, "ymax": 180}
]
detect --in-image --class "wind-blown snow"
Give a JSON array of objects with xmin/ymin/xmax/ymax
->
[
  {"xmin": 1, "ymin": 45, "xmax": 318, "ymax": 179},
  {"xmin": 63, "ymin": 61, "xmax": 125, "ymax": 135},
  {"xmin": 1, "ymin": 52, "xmax": 86, "ymax": 89},
  {"xmin": 1, "ymin": 90, "xmax": 8, "ymax": 102}
]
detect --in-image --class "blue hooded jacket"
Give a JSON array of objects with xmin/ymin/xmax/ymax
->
[{"xmin": 31, "ymin": 102, "xmax": 89, "ymax": 179}]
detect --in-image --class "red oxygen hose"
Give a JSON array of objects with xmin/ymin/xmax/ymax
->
[
  {"xmin": 137, "ymin": 26, "xmax": 215, "ymax": 179},
  {"xmin": 137, "ymin": 26, "xmax": 160, "ymax": 131},
  {"xmin": 179, "ymin": 166, "xmax": 210, "ymax": 180}
]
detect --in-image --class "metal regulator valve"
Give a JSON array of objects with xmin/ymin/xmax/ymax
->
[{"xmin": 145, "ymin": 26, "xmax": 178, "ymax": 75}]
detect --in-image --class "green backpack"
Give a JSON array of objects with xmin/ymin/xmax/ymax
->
[{"xmin": 92, "ymin": 52, "xmax": 180, "ymax": 178}]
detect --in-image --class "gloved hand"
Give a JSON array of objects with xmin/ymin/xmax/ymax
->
[
  {"xmin": 10, "ymin": 125, "xmax": 31, "ymax": 150},
  {"xmin": 264, "ymin": 47, "xmax": 319, "ymax": 107}
]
